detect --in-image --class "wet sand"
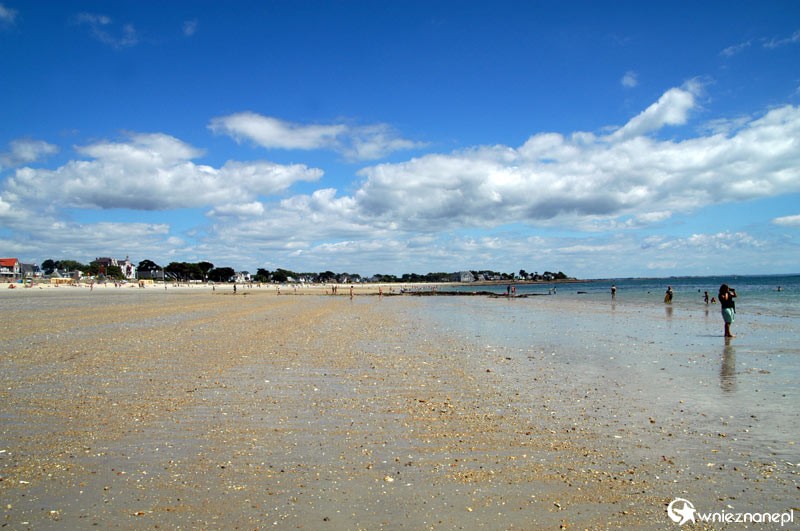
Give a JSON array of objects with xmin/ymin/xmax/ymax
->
[{"xmin": 1, "ymin": 288, "xmax": 796, "ymax": 529}]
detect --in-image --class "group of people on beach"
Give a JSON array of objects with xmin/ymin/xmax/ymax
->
[
  {"xmin": 691, "ymin": 283, "xmax": 738, "ymax": 338},
  {"xmin": 668, "ymin": 284, "xmax": 737, "ymax": 338}
]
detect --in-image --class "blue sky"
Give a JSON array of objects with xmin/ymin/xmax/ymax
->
[{"xmin": 1, "ymin": 1, "xmax": 799, "ymax": 278}]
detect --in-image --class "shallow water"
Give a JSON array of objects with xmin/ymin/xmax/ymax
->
[
  {"xmin": 408, "ymin": 279, "xmax": 800, "ymax": 465},
  {"xmin": 447, "ymin": 274, "xmax": 800, "ymax": 317}
]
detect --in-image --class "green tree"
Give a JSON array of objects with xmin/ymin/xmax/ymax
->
[
  {"xmin": 319, "ymin": 270, "xmax": 336, "ymax": 282},
  {"xmin": 59, "ymin": 260, "xmax": 87, "ymax": 273},
  {"xmin": 41, "ymin": 259, "xmax": 56, "ymax": 274},
  {"xmin": 272, "ymin": 268, "xmax": 295, "ymax": 283},
  {"xmin": 137, "ymin": 259, "xmax": 161, "ymax": 272},
  {"xmin": 105, "ymin": 265, "xmax": 124, "ymax": 280},
  {"xmin": 185, "ymin": 263, "xmax": 203, "ymax": 281},
  {"xmin": 208, "ymin": 267, "xmax": 235, "ymax": 283},
  {"xmin": 165, "ymin": 262, "xmax": 188, "ymax": 280},
  {"xmin": 163, "ymin": 262, "xmax": 203, "ymax": 281},
  {"xmin": 198, "ymin": 261, "xmax": 214, "ymax": 281}
]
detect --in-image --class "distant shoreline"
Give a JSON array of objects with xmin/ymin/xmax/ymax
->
[{"xmin": 4, "ymin": 273, "xmax": 798, "ymax": 296}]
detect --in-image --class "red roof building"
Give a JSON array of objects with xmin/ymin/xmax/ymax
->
[{"xmin": 0, "ymin": 258, "xmax": 20, "ymax": 280}]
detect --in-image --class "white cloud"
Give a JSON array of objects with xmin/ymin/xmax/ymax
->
[
  {"xmin": 209, "ymin": 113, "xmax": 346, "ymax": 150},
  {"xmin": 183, "ymin": 19, "xmax": 198, "ymax": 37},
  {"xmin": 3, "ymin": 216, "xmax": 172, "ymax": 265},
  {"xmin": 0, "ymin": 194, "xmax": 12, "ymax": 217},
  {"xmin": 621, "ymin": 71, "xmax": 638, "ymax": 88},
  {"xmin": 0, "ymin": 3, "xmax": 17, "ymax": 25},
  {"xmin": 609, "ymin": 84, "xmax": 698, "ymax": 140},
  {"xmin": 721, "ymin": 40, "xmax": 752, "ymax": 57},
  {"xmin": 721, "ymin": 30, "xmax": 799, "ymax": 57},
  {"xmin": 0, "ymin": 139, "xmax": 58, "ymax": 169},
  {"xmin": 343, "ymin": 123, "xmax": 425, "ymax": 162},
  {"xmin": 773, "ymin": 214, "xmax": 800, "ymax": 227},
  {"xmin": 5, "ymin": 132, "xmax": 323, "ymax": 211},
  {"xmin": 208, "ymin": 201, "xmax": 265, "ymax": 218},
  {"xmin": 349, "ymin": 87, "xmax": 800, "ymax": 233},
  {"xmin": 209, "ymin": 112, "xmax": 424, "ymax": 161},
  {"xmin": 763, "ymin": 30, "xmax": 800, "ymax": 49},
  {"xmin": 683, "ymin": 231, "xmax": 764, "ymax": 250},
  {"xmin": 78, "ymin": 133, "xmax": 203, "ymax": 165},
  {"xmin": 4, "ymin": 86, "xmax": 799, "ymax": 275},
  {"xmin": 636, "ymin": 211, "xmax": 672, "ymax": 224},
  {"xmin": 212, "ymin": 188, "xmax": 368, "ymax": 244},
  {"xmin": 74, "ymin": 12, "xmax": 138, "ymax": 48}
]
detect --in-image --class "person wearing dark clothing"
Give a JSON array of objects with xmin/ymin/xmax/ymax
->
[{"xmin": 719, "ymin": 284, "xmax": 737, "ymax": 338}]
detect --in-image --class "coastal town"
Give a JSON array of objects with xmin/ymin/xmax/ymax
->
[{"xmin": 1, "ymin": 255, "xmax": 571, "ymax": 287}]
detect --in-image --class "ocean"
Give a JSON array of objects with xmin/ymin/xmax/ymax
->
[{"xmin": 444, "ymin": 274, "xmax": 800, "ymax": 318}]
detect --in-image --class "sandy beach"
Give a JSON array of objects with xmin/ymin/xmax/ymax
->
[{"xmin": 1, "ymin": 287, "xmax": 797, "ymax": 529}]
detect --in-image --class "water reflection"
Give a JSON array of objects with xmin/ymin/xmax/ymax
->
[{"xmin": 720, "ymin": 339, "xmax": 736, "ymax": 393}]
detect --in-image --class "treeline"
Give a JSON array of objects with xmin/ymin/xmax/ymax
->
[
  {"xmin": 40, "ymin": 259, "xmax": 125, "ymax": 279},
  {"xmin": 373, "ymin": 272, "xmax": 453, "ymax": 283},
  {"xmin": 38, "ymin": 258, "xmax": 570, "ymax": 283},
  {"xmin": 140, "ymin": 261, "xmax": 365, "ymax": 284}
]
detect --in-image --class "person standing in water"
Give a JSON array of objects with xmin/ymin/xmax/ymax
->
[{"xmin": 719, "ymin": 284, "xmax": 737, "ymax": 338}]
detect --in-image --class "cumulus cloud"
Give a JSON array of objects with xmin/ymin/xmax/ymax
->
[
  {"xmin": 349, "ymin": 87, "xmax": 800, "ymax": 233},
  {"xmin": 0, "ymin": 139, "xmax": 58, "ymax": 169},
  {"xmin": 609, "ymin": 83, "xmax": 699, "ymax": 140},
  {"xmin": 5, "ymin": 132, "xmax": 323, "ymax": 210},
  {"xmin": 210, "ymin": 113, "xmax": 345, "ymax": 150},
  {"xmin": 343, "ymin": 124, "xmax": 424, "ymax": 161},
  {"xmin": 0, "ymin": 202, "xmax": 174, "ymax": 263},
  {"xmin": 209, "ymin": 112, "xmax": 424, "ymax": 161},
  {"xmin": 45, "ymin": 222, "xmax": 173, "ymax": 262},
  {"xmin": 773, "ymin": 214, "xmax": 800, "ymax": 227},
  {"xmin": 0, "ymin": 194, "xmax": 12, "ymax": 217},
  {"xmin": 208, "ymin": 201, "xmax": 265, "ymax": 218},
  {"xmin": 682, "ymin": 231, "xmax": 764, "ymax": 250},
  {"xmin": 210, "ymin": 188, "xmax": 367, "ymax": 245},
  {"xmin": 4, "ymin": 85, "xmax": 799, "ymax": 275}
]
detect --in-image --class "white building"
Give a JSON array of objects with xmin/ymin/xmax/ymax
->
[{"xmin": 94, "ymin": 256, "xmax": 137, "ymax": 280}]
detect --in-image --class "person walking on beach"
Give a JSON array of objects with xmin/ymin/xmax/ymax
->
[
  {"xmin": 664, "ymin": 286, "xmax": 673, "ymax": 303},
  {"xmin": 611, "ymin": 284, "xmax": 616, "ymax": 299},
  {"xmin": 719, "ymin": 284, "xmax": 737, "ymax": 338}
]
